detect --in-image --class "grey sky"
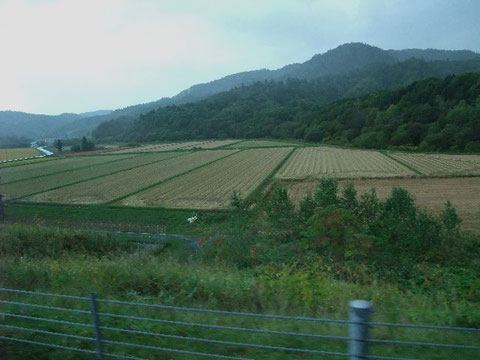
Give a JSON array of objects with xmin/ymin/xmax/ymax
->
[{"xmin": 1, "ymin": 0, "xmax": 479, "ymax": 114}]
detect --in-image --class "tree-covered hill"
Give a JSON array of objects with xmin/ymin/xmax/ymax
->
[
  {"xmin": 104, "ymin": 67, "xmax": 480, "ymax": 152},
  {"xmin": 88, "ymin": 43, "xmax": 480, "ymax": 133},
  {"xmin": 306, "ymin": 72, "xmax": 480, "ymax": 152},
  {"xmin": 4, "ymin": 43, "xmax": 480, "ymax": 140}
]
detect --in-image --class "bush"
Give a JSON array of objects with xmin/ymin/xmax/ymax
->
[{"xmin": 0, "ymin": 224, "xmax": 137, "ymax": 258}]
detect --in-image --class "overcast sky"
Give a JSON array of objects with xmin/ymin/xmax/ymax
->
[{"xmin": 1, "ymin": 0, "xmax": 479, "ymax": 115}]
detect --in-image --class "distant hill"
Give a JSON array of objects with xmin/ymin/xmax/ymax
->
[
  {"xmin": 100, "ymin": 60, "xmax": 480, "ymax": 153},
  {"xmin": 0, "ymin": 111, "xmax": 80, "ymax": 139},
  {"xmin": 3, "ymin": 43, "xmax": 480, "ymax": 139},
  {"xmin": 90, "ymin": 43, "xmax": 480, "ymax": 137}
]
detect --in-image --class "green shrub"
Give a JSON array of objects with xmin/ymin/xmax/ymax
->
[{"xmin": 0, "ymin": 224, "xmax": 137, "ymax": 258}]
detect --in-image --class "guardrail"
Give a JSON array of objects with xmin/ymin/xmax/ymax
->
[{"xmin": 0, "ymin": 288, "xmax": 478, "ymax": 359}]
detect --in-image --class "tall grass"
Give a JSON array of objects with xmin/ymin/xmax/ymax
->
[{"xmin": 0, "ymin": 224, "xmax": 478, "ymax": 359}]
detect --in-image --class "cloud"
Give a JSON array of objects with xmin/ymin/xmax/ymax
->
[{"xmin": 0, "ymin": 0, "xmax": 479, "ymax": 114}]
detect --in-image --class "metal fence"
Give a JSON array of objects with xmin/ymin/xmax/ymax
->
[{"xmin": 0, "ymin": 288, "xmax": 479, "ymax": 359}]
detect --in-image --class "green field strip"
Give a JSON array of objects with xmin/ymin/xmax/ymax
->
[
  {"xmin": 23, "ymin": 150, "xmax": 238, "ymax": 205},
  {"xmin": 1, "ymin": 153, "xmax": 140, "ymax": 184},
  {"xmin": 109, "ymin": 149, "xmax": 242, "ymax": 204},
  {"xmin": 3, "ymin": 202, "xmax": 228, "ymax": 234},
  {"xmin": 380, "ymin": 151, "xmax": 423, "ymax": 176},
  {"xmin": 7, "ymin": 152, "xmax": 187, "ymax": 201},
  {"xmin": 246, "ymin": 147, "xmax": 296, "ymax": 203},
  {"xmin": 0, "ymin": 156, "xmax": 59, "ymax": 170}
]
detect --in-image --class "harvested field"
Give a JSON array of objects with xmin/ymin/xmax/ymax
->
[
  {"xmin": 122, "ymin": 148, "xmax": 293, "ymax": 209},
  {"xmin": 110, "ymin": 140, "xmax": 241, "ymax": 154},
  {"xmin": 389, "ymin": 152, "xmax": 480, "ymax": 176},
  {"xmin": 226, "ymin": 140, "xmax": 299, "ymax": 148},
  {"xmin": 276, "ymin": 147, "xmax": 414, "ymax": 180},
  {"xmin": 1, "ymin": 154, "xmax": 136, "ymax": 184},
  {"xmin": 286, "ymin": 177, "xmax": 480, "ymax": 232},
  {"xmin": 25, "ymin": 150, "xmax": 237, "ymax": 205},
  {"xmin": 3, "ymin": 153, "xmax": 179, "ymax": 200},
  {"xmin": 0, "ymin": 148, "xmax": 40, "ymax": 161}
]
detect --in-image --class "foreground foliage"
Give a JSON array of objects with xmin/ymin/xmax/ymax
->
[{"xmin": 201, "ymin": 179, "xmax": 480, "ymax": 303}]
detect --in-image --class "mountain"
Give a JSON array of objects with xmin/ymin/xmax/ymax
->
[
  {"xmin": 3, "ymin": 43, "xmax": 480, "ymax": 139},
  {"xmin": 388, "ymin": 48, "xmax": 480, "ymax": 62},
  {"xmin": 98, "ymin": 57, "xmax": 480, "ymax": 143},
  {"xmin": 107, "ymin": 72, "xmax": 480, "ymax": 152},
  {"xmin": 0, "ymin": 110, "xmax": 115, "ymax": 139},
  {"xmin": 0, "ymin": 111, "xmax": 81, "ymax": 139},
  {"xmin": 79, "ymin": 110, "xmax": 112, "ymax": 118},
  {"xmin": 90, "ymin": 43, "xmax": 480, "ymax": 136}
]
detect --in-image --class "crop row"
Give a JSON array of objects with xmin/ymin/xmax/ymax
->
[
  {"xmin": 110, "ymin": 140, "xmax": 240, "ymax": 154},
  {"xmin": 122, "ymin": 147, "xmax": 293, "ymax": 209},
  {"xmin": 25, "ymin": 150, "xmax": 237, "ymax": 205},
  {"xmin": 226, "ymin": 140, "xmax": 298, "ymax": 148},
  {"xmin": 389, "ymin": 152, "xmax": 480, "ymax": 176},
  {"xmin": 3, "ymin": 153, "xmax": 179, "ymax": 200},
  {"xmin": 1, "ymin": 154, "xmax": 136, "ymax": 183},
  {"xmin": 0, "ymin": 148, "xmax": 40, "ymax": 161},
  {"xmin": 276, "ymin": 147, "xmax": 414, "ymax": 180}
]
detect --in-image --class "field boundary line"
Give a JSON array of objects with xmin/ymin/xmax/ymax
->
[
  {"xmin": 107, "ymin": 149, "xmax": 242, "ymax": 205},
  {"xmin": 379, "ymin": 151, "xmax": 423, "ymax": 176},
  {"xmin": 10, "ymin": 152, "xmax": 189, "ymax": 201},
  {"xmin": 213, "ymin": 139, "xmax": 245, "ymax": 149},
  {"xmin": 223, "ymin": 139, "xmax": 247, "ymax": 148},
  {"xmin": 246, "ymin": 147, "xmax": 296, "ymax": 203},
  {"xmin": 2, "ymin": 153, "xmax": 143, "ymax": 185}
]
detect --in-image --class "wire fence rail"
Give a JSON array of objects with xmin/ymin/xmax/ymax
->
[{"xmin": 0, "ymin": 288, "xmax": 478, "ymax": 359}]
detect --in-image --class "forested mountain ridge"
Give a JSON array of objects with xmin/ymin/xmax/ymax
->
[
  {"xmin": 3, "ymin": 43, "xmax": 480, "ymax": 139},
  {"xmin": 0, "ymin": 111, "xmax": 80, "ymax": 138},
  {"xmin": 0, "ymin": 110, "xmax": 113, "ymax": 139},
  {"xmin": 97, "ymin": 66, "xmax": 480, "ymax": 152},
  {"xmin": 305, "ymin": 72, "xmax": 480, "ymax": 152}
]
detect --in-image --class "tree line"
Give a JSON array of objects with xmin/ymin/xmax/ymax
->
[{"xmin": 93, "ymin": 62, "xmax": 480, "ymax": 152}]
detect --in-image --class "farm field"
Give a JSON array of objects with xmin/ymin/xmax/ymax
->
[
  {"xmin": 0, "ymin": 147, "xmax": 40, "ymax": 161},
  {"xmin": 3, "ymin": 152, "xmax": 179, "ymax": 200},
  {"xmin": 0, "ymin": 156, "xmax": 56, "ymax": 170},
  {"xmin": 225, "ymin": 139, "xmax": 299, "ymax": 148},
  {"xmin": 110, "ymin": 140, "xmax": 241, "ymax": 154},
  {"xmin": 388, "ymin": 152, "xmax": 480, "ymax": 176},
  {"xmin": 286, "ymin": 177, "xmax": 480, "ymax": 232},
  {"xmin": 276, "ymin": 147, "xmax": 414, "ymax": 180},
  {"xmin": 122, "ymin": 147, "xmax": 293, "ymax": 209},
  {"xmin": 1, "ymin": 154, "xmax": 136, "ymax": 184},
  {"xmin": 25, "ymin": 150, "xmax": 237, "ymax": 205}
]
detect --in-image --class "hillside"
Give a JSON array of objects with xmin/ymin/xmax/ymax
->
[
  {"xmin": 3, "ymin": 43, "xmax": 480, "ymax": 139},
  {"xmin": 108, "ymin": 68, "xmax": 480, "ymax": 152},
  {"xmin": 0, "ymin": 111, "xmax": 80, "ymax": 138},
  {"xmin": 86, "ymin": 43, "xmax": 480, "ymax": 130}
]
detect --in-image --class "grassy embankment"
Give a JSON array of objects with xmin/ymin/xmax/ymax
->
[{"xmin": 0, "ymin": 221, "xmax": 479, "ymax": 359}]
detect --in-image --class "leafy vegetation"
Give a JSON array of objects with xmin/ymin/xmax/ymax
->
[
  {"xmin": 105, "ymin": 70, "xmax": 480, "ymax": 152},
  {"xmin": 1, "ymin": 191, "xmax": 478, "ymax": 359},
  {"xmin": 0, "ymin": 135, "xmax": 32, "ymax": 149},
  {"xmin": 70, "ymin": 136, "xmax": 95, "ymax": 152},
  {"xmin": 201, "ymin": 178, "xmax": 480, "ymax": 302}
]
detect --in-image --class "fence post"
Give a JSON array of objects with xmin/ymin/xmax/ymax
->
[
  {"xmin": 90, "ymin": 293, "xmax": 105, "ymax": 360},
  {"xmin": 349, "ymin": 300, "xmax": 371, "ymax": 360}
]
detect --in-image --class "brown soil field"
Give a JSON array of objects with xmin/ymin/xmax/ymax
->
[{"xmin": 286, "ymin": 177, "xmax": 480, "ymax": 232}]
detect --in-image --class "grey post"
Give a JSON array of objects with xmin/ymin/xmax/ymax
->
[
  {"xmin": 349, "ymin": 300, "xmax": 372, "ymax": 359},
  {"xmin": 90, "ymin": 293, "xmax": 105, "ymax": 359}
]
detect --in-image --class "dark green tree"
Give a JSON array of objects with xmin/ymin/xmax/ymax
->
[{"xmin": 54, "ymin": 139, "xmax": 63, "ymax": 152}]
